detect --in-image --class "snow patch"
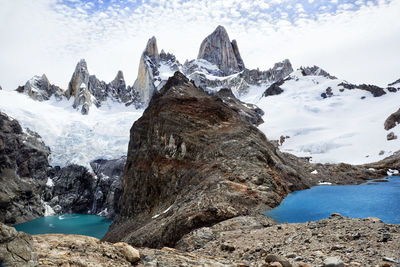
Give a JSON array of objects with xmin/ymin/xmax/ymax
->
[
  {"xmin": 387, "ymin": 169, "xmax": 399, "ymax": 176},
  {"xmin": 46, "ymin": 178, "xmax": 54, "ymax": 187},
  {"xmin": 318, "ymin": 182, "xmax": 332, "ymax": 185},
  {"xmin": 311, "ymin": 170, "xmax": 318, "ymax": 174}
]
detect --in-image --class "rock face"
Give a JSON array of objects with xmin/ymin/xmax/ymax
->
[
  {"xmin": 65, "ymin": 59, "xmax": 92, "ymax": 114},
  {"xmin": 89, "ymin": 157, "xmax": 125, "ymax": 217},
  {"xmin": 0, "ymin": 112, "xmax": 49, "ymax": 224},
  {"xmin": 44, "ymin": 165, "xmax": 96, "ymax": 214},
  {"xmin": 132, "ymin": 37, "xmax": 160, "ymax": 106},
  {"xmin": 384, "ymin": 107, "xmax": 400, "ymax": 130},
  {"xmin": 103, "ymin": 71, "xmax": 331, "ymax": 247},
  {"xmin": 197, "ymin": 25, "xmax": 245, "ymax": 76},
  {"xmin": 0, "ymin": 222, "xmax": 38, "ymax": 267},
  {"xmin": 16, "ymin": 74, "xmax": 64, "ymax": 101},
  {"xmin": 44, "ymin": 157, "xmax": 125, "ymax": 218}
]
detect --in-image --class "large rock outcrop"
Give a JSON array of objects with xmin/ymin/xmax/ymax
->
[
  {"xmin": 197, "ymin": 25, "xmax": 245, "ymax": 76},
  {"xmin": 0, "ymin": 222, "xmax": 38, "ymax": 267},
  {"xmin": 0, "ymin": 113, "xmax": 49, "ymax": 224},
  {"xmin": 103, "ymin": 71, "xmax": 318, "ymax": 247},
  {"xmin": 384, "ymin": 107, "xmax": 400, "ymax": 131}
]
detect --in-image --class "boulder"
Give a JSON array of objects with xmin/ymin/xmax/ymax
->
[
  {"xmin": 113, "ymin": 242, "xmax": 140, "ymax": 263},
  {"xmin": 384, "ymin": 107, "xmax": 400, "ymax": 130},
  {"xmin": 0, "ymin": 222, "xmax": 38, "ymax": 267},
  {"xmin": 265, "ymin": 254, "xmax": 292, "ymax": 267},
  {"xmin": 323, "ymin": 256, "xmax": 344, "ymax": 267},
  {"xmin": 387, "ymin": 132, "xmax": 397, "ymax": 141}
]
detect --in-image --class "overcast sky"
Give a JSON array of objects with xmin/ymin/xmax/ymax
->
[{"xmin": 0, "ymin": 0, "xmax": 399, "ymax": 90}]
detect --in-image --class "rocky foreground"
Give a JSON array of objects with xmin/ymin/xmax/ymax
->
[{"xmin": 1, "ymin": 214, "xmax": 399, "ymax": 266}]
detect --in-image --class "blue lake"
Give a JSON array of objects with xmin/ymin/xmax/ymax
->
[
  {"xmin": 14, "ymin": 214, "xmax": 112, "ymax": 239},
  {"xmin": 264, "ymin": 177, "xmax": 400, "ymax": 224}
]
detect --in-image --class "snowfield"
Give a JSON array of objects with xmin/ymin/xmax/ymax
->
[
  {"xmin": 242, "ymin": 70, "xmax": 400, "ymax": 164},
  {"xmin": 0, "ymin": 90, "xmax": 143, "ymax": 168}
]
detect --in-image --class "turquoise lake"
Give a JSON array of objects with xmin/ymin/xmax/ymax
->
[
  {"xmin": 264, "ymin": 177, "xmax": 400, "ymax": 224},
  {"xmin": 14, "ymin": 214, "xmax": 112, "ymax": 239}
]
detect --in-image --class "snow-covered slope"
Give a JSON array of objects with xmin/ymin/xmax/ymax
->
[
  {"xmin": 243, "ymin": 70, "xmax": 400, "ymax": 164},
  {"xmin": 0, "ymin": 90, "xmax": 143, "ymax": 168}
]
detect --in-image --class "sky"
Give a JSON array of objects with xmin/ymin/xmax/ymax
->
[{"xmin": 0, "ymin": 0, "xmax": 399, "ymax": 90}]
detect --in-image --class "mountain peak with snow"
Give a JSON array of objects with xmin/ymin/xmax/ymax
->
[{"xmin": 197, "ymin": 25, "xmax": 245, "ymax": 76}]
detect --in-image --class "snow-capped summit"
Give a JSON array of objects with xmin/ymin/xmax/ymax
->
[
  {"xmin": 132, "ymin": 36, "xmax": 181, "ymax": 106},
  {"xmin": 16, "ymin": 74, "xmax": 64, "ymax": 101},
  {"xmin": 197, "ymin": 25, "xmax": 245, "ymax": 76}
]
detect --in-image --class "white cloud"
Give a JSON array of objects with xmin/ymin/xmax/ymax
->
[{"xmin": 0, "ymin": 0, "xmax": 399, "ymax": 91}]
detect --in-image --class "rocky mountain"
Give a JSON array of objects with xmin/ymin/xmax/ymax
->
[
  {"xmin": 16, "ymin": 74, "xmax": 64, "ymax": 101},
  {"xmin": 103, "ymin": 72, "xmax": 380, "ymax": 248},
  {"xmin": 131, "ymin": 36, "xmax": 181, "ymax": 106},
  {"xmin": 197, "ymin": 25, "xmax": 245, "ymax": 75},
  {"xmin": 16, "ymin": 59, "xmax": 140, "ymax": 115}
]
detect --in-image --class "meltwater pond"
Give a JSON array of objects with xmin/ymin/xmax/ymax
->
[
  {"xmin": 264, "ymin": 177, "xmax": 400, "ymax": 224},
  {"xmin": 14, "ymin": 214, "xmax": 112, "ymax": 239}
]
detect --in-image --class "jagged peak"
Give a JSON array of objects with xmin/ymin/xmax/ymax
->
[
  {"xmin": 75, "ymin": 59, "xmax": 88, "ymax": 71},
  {"xmin": 144, "ymin": 36, "xmax": 159, "ymax": 63},
  {"xmin": 197, "ymin": 25, "xmax": 244, "ymax": 75},
  {"xmin": 114, "ymin": 70, "xmax": 124, "ymax": 81},
  {"xmin": 213, "ymin": 25, "xmax": 229, "ymax": 36}
]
